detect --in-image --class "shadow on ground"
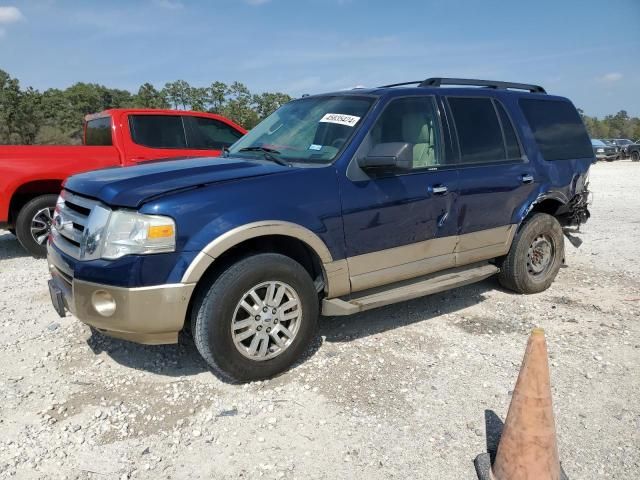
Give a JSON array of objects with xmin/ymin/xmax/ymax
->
[
  {"xmin": 0, "ymin": 231, "xmax": 30, "ymax": 260},
  {"xmin": 87, "ymin": 328, "xmax": 210, "ymax": 377},
  {"xmin": 321, "ymin": 278, "xmax": 496, "ymax": 343}
]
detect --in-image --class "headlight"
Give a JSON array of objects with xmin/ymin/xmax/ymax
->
[
  {"xmin": 596, "ymin": 148, "xmax": 604, "ymax": 153},
  {"xmin": 101, "ymin": 210, "xmax": 176, "ymax": 260}
]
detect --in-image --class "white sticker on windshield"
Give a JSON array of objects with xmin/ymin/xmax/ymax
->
[
  {"xmin": 320, "ymin": 113, "xmax": 361, "ymax": 127},
  {"xmin": 309, "ymin": 144, "xmax": 322, "ymax": 151}
]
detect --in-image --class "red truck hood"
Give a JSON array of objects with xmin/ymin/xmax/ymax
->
[{"xmin": 64, "ymin": 156, "xmax": 292, "ymax": 208}]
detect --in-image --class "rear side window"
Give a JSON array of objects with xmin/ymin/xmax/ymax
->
[
  {"xmin": 129, "ymin": 115, "xmax": 187, "ymax": 149},
  {"xmin": 448, "ymin": 97, "xmax": 506, "ymax": 164},
  {"xmin": 186, "ymin": 116, "xmax": 244, "ymax": 150},
  {"xmin": 85, "ymin": 117, "xmax": 112, "ymax": 146},
  {"xmin": 495, "ymin": 102, "xmax": 522, "ymax": 159},
  {"xmin": 519, "ymin": 99, "xmax": 593, "ymax": 160}
]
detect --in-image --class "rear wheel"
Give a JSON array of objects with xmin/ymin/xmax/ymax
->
[
  {"xmin": 15, "ymin": 194, "xmax": 58, "ymax": 258},
  {"xmin": 498, "ymin": 213, "xmax": 564, "ymax": 294},
  {"xmin": 632, "ymin": 151, "xmax": 640, "ymax": 162},
  {"xmin": 192, "ymin": 253, "xmax": 319, "ymax": 382}
]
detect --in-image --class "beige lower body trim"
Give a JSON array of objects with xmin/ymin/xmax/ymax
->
[
  {"xmin": 49, "ymin": 263, "xmax": 196, "ymax": 345},
  {"xmin": 347, "ymin": 225, "xmax": 516, "ymax": 293},
  {"xmin": 324, "ymin": 259, "xmax": 350, "ymax": 298}
]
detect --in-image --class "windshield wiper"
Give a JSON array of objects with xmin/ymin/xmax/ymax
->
[{"xmin": 237, "ymin": 146, "xmax": 290, "ymax": 167}]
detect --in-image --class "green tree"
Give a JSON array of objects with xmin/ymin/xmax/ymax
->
[
  {"xmin": 253, "ymin": 92, "xmax": 292, "ymax": 120},
  {"xmin": 135, "ymin": 83, "xmax": 168, "ymax": 108},
  {"xmin": 221, "ymin": 81, "xmax": 259, "ymax": 128},
  {"xmin": 162, "ymin": 80, "xmax": 191, "ymax": 109},
  {"xmin": 208, "ymin": 81, "xmax": 227, "ymax": 113}
]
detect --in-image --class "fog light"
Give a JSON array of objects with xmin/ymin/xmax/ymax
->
[{"xmin": 92, "ymin": 290, "xmax": 116, "ymax": 317}]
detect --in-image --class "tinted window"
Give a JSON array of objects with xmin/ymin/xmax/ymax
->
[
  {"xmin": 368, "ymin": 96, "xmax": 444, "ymax": 169},
  {"xmin": 448, "ymin": 97, "xmax": 506, "ymax": 163},
  {"xmin": 187, "ymin": 117, "xmax": 243, "ymax": 149},
  {"xmin": 519, "ymin": 99, "xmax": 593, "ymax": 160},
  {"xmin": 129, "ymin": 115, "xmax": 187, "ymax": 149},
  {"xmin": 495, "ymin": 102, "xmax": 522, "ymax": 159},
  {"xmin": 85, "ymin": 117, "xmax": 112, "ymax": 146}
]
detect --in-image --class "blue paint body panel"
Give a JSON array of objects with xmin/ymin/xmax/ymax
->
[{"xmin": 59, "ymin": 85, "xmax": 593, "ymax": 288}]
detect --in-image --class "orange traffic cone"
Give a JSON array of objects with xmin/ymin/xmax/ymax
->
[{"xmin": 475, "ymin": 328, "xmax": 568, "ymax": 480}]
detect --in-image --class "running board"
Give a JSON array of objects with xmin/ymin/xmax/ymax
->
[{"xmin": 322, "ymin": 263, "xmax": 499, "ymax": 316}]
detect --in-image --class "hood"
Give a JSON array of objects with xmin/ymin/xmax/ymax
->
[{"xmin": 64, "ymin": 156, "xmax": 292, "ymax": 208}]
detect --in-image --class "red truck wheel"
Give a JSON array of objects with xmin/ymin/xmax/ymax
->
[{"xmin": 15, "ymin": 194, "xmax": 58, "ymax": 258}]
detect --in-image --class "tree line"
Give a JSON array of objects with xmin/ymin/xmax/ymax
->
[
  {"xmin": 2, "ymin": 68, "xmax": 639, "ymax": 145},
  {"xmin": 578, "ymin": 109, "xmax": 640, "ymax": 141},
  {"xmin": 0, "ymin": 69, "xmax": 292, "ymax": 145}
]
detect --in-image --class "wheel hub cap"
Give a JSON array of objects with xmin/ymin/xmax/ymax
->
[
  {"xmin": 527, "ymin": 235, "xmax": 554, "ymax": 275},
  {"xmin": 231, "ymin": 281, "xmax": 302, "ymax": 361}
]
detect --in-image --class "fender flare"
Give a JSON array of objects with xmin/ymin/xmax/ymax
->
[{"xmin": 181, "ymin": 220, "xmax": 335, "ymax": 285}]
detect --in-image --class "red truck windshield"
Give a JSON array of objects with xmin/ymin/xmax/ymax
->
[{"xmin": 85, "ymin": 117, "xmax": 113, "ymax": 146}]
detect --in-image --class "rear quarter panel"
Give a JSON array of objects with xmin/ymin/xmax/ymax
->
[{"xmin": 498, "ymin": 93, "xmax": 594, "ymax": 223}]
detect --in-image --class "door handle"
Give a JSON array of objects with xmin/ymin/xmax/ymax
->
[
  {"xmin": 431, "ymin": 185, "xmax": 448, "ymax": 195},
  {"xmin": 521, "ymin": 174, "xmax": 534, "ymax": 184}
]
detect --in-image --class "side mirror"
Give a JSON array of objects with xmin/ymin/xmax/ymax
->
[{"xmin": 358, "ymin": 142, "xmax": 413, "ymax": 171}]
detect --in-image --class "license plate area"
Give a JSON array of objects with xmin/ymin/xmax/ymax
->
[{"xmin": 48, "ymin": 280, "xmax": 67, "ymax": 318}]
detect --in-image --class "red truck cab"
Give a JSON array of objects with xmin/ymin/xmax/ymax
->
[{"xmin": 0, "ymin": 109, "xmax": 246, "ymax": 257}]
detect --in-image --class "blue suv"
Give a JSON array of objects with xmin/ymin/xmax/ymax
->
[{"xmin": 47, "ymin": 78, "xmax": 594, "ymax": 382}]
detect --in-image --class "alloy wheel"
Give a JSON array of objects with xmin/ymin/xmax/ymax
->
[
  {"xmin": 30, "ymin": 207, "xmax": 55, "ymax": 246},
  {"xmin": 231, "ymin": 281, "xmax": 302, "ymax": 361}
]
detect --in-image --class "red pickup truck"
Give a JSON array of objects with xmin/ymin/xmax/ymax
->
[{"xmin": 0, "ymin": 108, "xmax": 246, "ymax": 257}]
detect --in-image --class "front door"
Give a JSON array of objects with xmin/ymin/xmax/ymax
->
[{"xmin": 338, "ymin": 95, "xmax": 459, "ymax": 292}]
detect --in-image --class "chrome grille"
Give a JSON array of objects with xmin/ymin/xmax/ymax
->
[{"xmin": 52, "ymin": 190, "xmax": 101, "ymax": 259}]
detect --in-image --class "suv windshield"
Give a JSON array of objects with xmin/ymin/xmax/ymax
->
[{"xmin": 228, "ymin": 95, "xmax": 375, "ymax": 164}]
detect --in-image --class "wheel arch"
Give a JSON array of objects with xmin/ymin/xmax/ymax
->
[
  {"xmin": 8, "ymin": 179, "xmax": 63, "ymax": 225},
  {"xmin": 182, "ymin": 221, "xmax": 349, "ymax": 298},
  {"xmin": 518, "ymin": 194, "xmax": 567, "ymax": 231}
]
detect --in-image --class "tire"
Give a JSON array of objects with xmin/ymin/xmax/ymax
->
[
  {"xmin": 498, "ymin": 213, "xmax": 564, "ymax": 294},
  {"xmin": 192, "ymin": 253, "xmax": 319, "ymax": 382},
  {"xmin": 632, "ymin": 151, "xmax": 640, "ymax": 162},
  {"xmin": 15, "ymin": 194, "xmax": 58, "ymax": 258}
]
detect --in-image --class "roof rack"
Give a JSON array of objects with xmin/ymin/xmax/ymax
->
[{"xmin": 378, "ymin": 77, "xmax": 546, "ymax": 94}]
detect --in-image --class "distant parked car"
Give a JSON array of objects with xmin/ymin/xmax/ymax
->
[
  {"xmin": 591, "ymin": 139, "xmax": 618, "ymax": 162},
  {"xmin": 605, "ymin": 138, "xmax": 634, "ymax": 159},
  {"xmin": 627, "ymin": 140, "xmax": 640, "ymax": 162}
]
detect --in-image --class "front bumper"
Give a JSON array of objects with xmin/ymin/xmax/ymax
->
[{"xmin": 48, "ymin": 249, "xmax": 196, "ymax": 345}]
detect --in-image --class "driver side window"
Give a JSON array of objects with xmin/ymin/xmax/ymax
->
[{"xmin": 368, "ymin": 96, "xmax": 444, "ymax": 169}]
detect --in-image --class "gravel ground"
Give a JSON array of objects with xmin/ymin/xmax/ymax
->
[{"xmin": 0, "ymin": 160, "xmax": 638, "ymax": 480}]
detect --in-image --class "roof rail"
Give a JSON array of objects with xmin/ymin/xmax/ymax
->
[
  {"xmin": 378, "ymin": 81, "xmax": 424, "ymax": 88},
  {"xmin": 378, "ymin": 77, "xmax": 546, "ymax": 94},
  {"xmin": 419, "ymin": 78, "xmax": 546, "ymax": 93}
]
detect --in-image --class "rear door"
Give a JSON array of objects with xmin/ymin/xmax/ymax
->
[{"xmin": 445, "ymin": 96, "xmax": 534, "ymax": 265}]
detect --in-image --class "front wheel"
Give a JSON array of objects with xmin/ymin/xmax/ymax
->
[
  {"xmin": 192, "ymin": 253, "xmax": 319, "ymax": 382},
  {"xmin": 15, "ymin": 194, "xmax": 58, "ymax": 258},
  {"xmin": 497, "ymin": 213, "xmax": 564, "ymax": 294}
]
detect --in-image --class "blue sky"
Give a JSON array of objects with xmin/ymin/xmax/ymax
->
[{"xmin": 0, "ymin": 0, "xmax": 639, "ymax": 117}]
